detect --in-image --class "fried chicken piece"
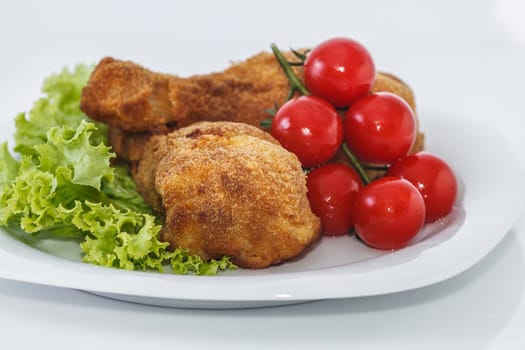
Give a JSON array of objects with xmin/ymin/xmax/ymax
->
[
  {"xmin": 81, "ymin": 54, "xmax": 423, "ymax": 151},
  {"xmin": 167, "ymin": 52, "xmax": 294, "ymax": 129},
  {"xmin": 107, "ymin": 127, "xmax": 158, "ymax": 162},
  {"xmin": 131, "ymin": 134, "xmax": 168, "ymax": 213},
  {"xmin": 142, "ymin": 122, "xmax": 321, "ymax": 269},
  {"xmin": 133, "ymin": 121, "xmax": 278, "ymax": 213},
  {"xmin": 81, "ymin": 53, "xmax": 293, "ymax": 133},
  {"xmin": 81, "ymin": 57, "xmax": 175, "ymax": 133}
]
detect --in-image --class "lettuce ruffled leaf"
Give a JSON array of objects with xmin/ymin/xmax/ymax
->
[{"xmin": 14, "ymin": 64, "xmax": 107, "ymax": 155}]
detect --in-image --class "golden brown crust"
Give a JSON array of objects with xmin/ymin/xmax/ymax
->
[
  {"xmin": 107, "ymin": 127, "xmax": 157, "ymax": 163},
  {"xmin": 168, "ymin": 52, "xmax": 294, "ymax": 129},
  {"xmin": 80, "ymin": 57, "xmax": 175, "ymax": 133},
  {"xmin": 133, "ymin": 121, "xmax": 282, "ymax": 213},
  {"xmin": 80, "ymin": 53, "xmax": 293, "ymax": 133},
  {"xmin": 156, "ymin": 135, "xmax": 321, "ymax": 269},
  {"xmin": 169, "ymin": 120, "xmax": 278, "ymax": 144},
  {"xmin": 145, "ymin": 122, "xmax": 321, "ymax": 269},
  {"xmin": 131, "ymin": 134, "xmax": 170, "ymax": 213}
]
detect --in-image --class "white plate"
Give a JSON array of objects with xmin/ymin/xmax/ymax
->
[{"xmin": 0, "ymin": 111, "xmax": 523, "ymax": 309}]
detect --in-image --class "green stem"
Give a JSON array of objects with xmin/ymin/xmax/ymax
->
[
  {"xmin": 270, "ymin": 43, "xmax": 310, "ymax": 99},
  {"xmin": 362, "ymin": 164, "xmax": 388, "ymax": 171},
  {"xmin": 259, "ymin": 118, "xmax": 273, "ymax": 129},
  {"xmin": 342, "ymin": 143, "xmax": 371, "ymax": 185}
]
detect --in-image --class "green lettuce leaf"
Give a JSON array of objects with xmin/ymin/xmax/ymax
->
[
  {"xmin": 0, "ymin": 143, "xmax": 19, "ymax": 186},
  {"xmin": 0, "ymin": 65, "xmax": 236, "ymax": 275},
  {"xmin": 169, "ymin": 248, "xmax": 238, "ymax": 275},
  {"xmin": 35, "ymin": 120, "xmax": 114, "ymax": 190},
  {"xmin": 101, "ymin": 165, "xmax": 153, "ymax": 214},
  {"xmin": 75, "ymin": 201, "xmax": 166, "ymax": 271},
  {"xmin": 14, "ymin": 64, "xmax": 107, "ymax": 155}
]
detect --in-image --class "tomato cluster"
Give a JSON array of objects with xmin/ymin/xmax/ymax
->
[{"xmin": 270, "ymin": 37, "xmax": 458, "ymax": 250}]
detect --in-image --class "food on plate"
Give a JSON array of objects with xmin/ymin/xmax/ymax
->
[
  {"xmin": 306, "ymin": 163, "xmax": 363, "ymax": 237},
  {"xmin": 140, "ymin": 122, "xmax": 321, "ymax": 268},
  {"xmin": 303, "ymin": 37, "xmax": 376, "ymax": 107},
  {"xmin": 352, "ymin": 177, "xmax": 426, "ymax": 250},
  {"xmin": 370, "ymin": 71, "xmax": 424, "ymax": 161},
  {"xmin": 0, "ymin": 36, "xmax": 459, "ymax": 275},
  {"xmin": 387, "ymin": 152, "xmax": 458, "ymax": 223},
  {"xmin": 265, "ymin": 39, "xmax": 457, "ymax": 247},
  {"xmin": 329, "ymin": 71, "xmax": 424, "ymax": 180},
  {"xmin": 344, "ymin": 92, "xmax": 417, "ymax": 165},
  {"xmin": 80, "ymin": 53, "xmax": 424, "ymax": 163},
  {"xmin": 80, "ymin": 53, "xmax": 295, "ymax": 133},
  {"xmin": 270, "ymin": 95, "xmax": 343, "ymax": 167},
  {"xmin": 82, "ymin": 39, "xmax": 448, "ymax": 253},
  {"xmin": 107, "ymin": 127, "xmax": 152, "ymax": 162}
]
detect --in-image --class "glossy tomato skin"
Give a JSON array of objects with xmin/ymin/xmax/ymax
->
[
  {"xmin": 387, "ymin": 152, "xmax": 458, "ymax": 223},
  {"xmin": 270, "ymin": 95, "xmax": 343, "ymax": 168},
  {"xmin": 306, "ymin": 163, "xmax": 363, "ymax": 236},
  {"xmin": 353, "ymin": 177, "xmax": 425, "ymax": 250},
  {"xmin": 344, "ymin": 92, "xmax": 416, "ymax": 165},
  {"xmin": 304, "ymin": 37, "xmax": 376, "ymax": 108}
]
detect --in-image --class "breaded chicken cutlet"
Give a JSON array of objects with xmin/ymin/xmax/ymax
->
[
  {"xmin": 80, "ymin": 52, "xmax": 424, "ymax": 163},
  {"xmin": 135, "ymin": 121, "xmax": 321, "ymax": 269},
  {"xmin": 133, "ymin": 121, "xmax": 278, "ymax": 213}
]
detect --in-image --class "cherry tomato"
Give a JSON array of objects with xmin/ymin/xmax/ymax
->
[
  {"xmin": 303, "ymin": 37, "xmax": 376, "ymax": 108},
  {"xmin": 344, "ymin": 92, "xmax": 416, "ymax": 165},
  {"xmin": 270, "ymin": 95, "xmax": 343, "ymax": 168},
  {"xmin": 306, "ymin": 163, "xmax": 363, "ymax": 236},
  {"xmin": 353, "ymin": 176, "xmax": 425, "ymax": 250},
  {"xmin": 387, "ymin": 152, "xmax": 458, "ymax": 223}
]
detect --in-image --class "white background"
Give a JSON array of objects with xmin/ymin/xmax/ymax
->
[{"xmin": 1, "ymin": 0, "xmax": 525, "ymax": 348}]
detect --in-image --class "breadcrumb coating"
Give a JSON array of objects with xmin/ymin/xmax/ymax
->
[
  {"xmin": 137, "ymin": 122, "xmax": 321, "ymax": 268},
  {"xmin": 133, "ymin": 121, "xmax": 278, "ymax": 213}
]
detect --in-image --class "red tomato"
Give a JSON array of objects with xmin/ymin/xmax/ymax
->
[
  {"xmin": 387, "ymin": 152, "xmax": 458, "ymax": 223},
  {"xmin": 344, "ymin": 92, "xmax": 416, "ymax": 165},
  {"xmin": 306, "ymin": 163, "xmax": 363, "ymax": 236},
  {"xmin": 353, "ymin": 177, "xmax": 425, "ymax": 250},
  {"xmin": 270, "ymin": 95, "xmax": 343, "ymax": 168},
  {"xmin": 303, "ymin": 37, "xmax": 376, "ymax": 108}
]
